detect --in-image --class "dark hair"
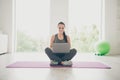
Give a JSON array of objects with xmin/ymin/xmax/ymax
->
[{"xmin": 58, "ymin": 22, "xmax": 67, "ymax": 42}]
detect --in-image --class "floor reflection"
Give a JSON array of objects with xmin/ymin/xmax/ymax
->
[{"xmin": 46, "ymin": 68, "xmax": 75, "ymax": 80}]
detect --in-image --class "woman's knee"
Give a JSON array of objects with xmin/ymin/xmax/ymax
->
[
  {"xmin": 45, "ymin": 47, "xmax": 52, "ymax": 54},
  {"xmin": 70, "ymin": 48, "xmax": 77, "ymax": 55}
]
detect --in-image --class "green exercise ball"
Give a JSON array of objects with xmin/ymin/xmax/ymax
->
[{"xmin": 95, "ymin": 41, "xmax": 110, "ymax": 56}]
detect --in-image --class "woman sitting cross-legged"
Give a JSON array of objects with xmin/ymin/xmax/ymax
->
[{"xmin": 45, "ymin": 22, "xmax": 77, "ymax": 66}]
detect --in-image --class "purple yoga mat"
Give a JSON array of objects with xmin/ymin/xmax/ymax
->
[{"xmin": 6, "ymin": 61, "xmax": 111, "ymax": 69}]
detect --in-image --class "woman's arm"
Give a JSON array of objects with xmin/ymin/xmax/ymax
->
[
  {"xmin": 50, "ymin": 35, "xmax": 55, "ymax": 48},
  {"xmin": 67, "ymin": 35, "xmax": 71, "ymax": 48}
]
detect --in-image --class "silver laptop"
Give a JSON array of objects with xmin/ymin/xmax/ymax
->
[{"xmin": 52, "ymin": 43, "xmax": 70, "ymax": 53}]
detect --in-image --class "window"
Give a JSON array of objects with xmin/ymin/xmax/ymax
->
[
  {"xmin": 15, "ymin": 0, "xmax": 102, "ymax": 53},
  {"xmin": 69, "ymin": 0, "xmax": 102, "ymax": 53},
  {"xmin": 16, "ymin": 0, "xmax": 50, "ymax": 52}
]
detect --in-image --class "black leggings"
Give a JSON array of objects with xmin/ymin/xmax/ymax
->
[{"xmin": 45, "ymin": 47, "xmax": 77, "ymax": 63}]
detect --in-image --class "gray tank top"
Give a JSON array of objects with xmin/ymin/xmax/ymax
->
[{"xmin": 54, "ymin": 34, "xmax": 67, "ymax": 43}]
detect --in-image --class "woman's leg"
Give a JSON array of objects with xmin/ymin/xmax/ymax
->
[
  {"xmin": 61, "ymin": 48, "xmax": 77, "ymax": 61},
  {"xmin": 45, "ymin": 47, "xmax": 62, "ymax": 62}
]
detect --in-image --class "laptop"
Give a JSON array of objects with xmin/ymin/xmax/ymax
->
[{"xmin": 52, "ymin": 43, "xmax": 70, "ymax": 53}]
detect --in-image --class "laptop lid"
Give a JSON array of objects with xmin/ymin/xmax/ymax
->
[{"xmin": 52, "ymin": 43, "xmax": 70, "ymax": 53}]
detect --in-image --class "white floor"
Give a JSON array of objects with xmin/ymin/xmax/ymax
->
[{"xmin": 0, "ymin": 52, "xmax": 120, "ymax": 80}]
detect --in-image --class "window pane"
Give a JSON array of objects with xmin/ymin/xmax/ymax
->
[
  {"xmin": 69, "ymin": 0, "xmax": 101, "ymax": 53},
  {"xmin": 16, "ymin": 0, "xmax": 50, "ymax": 52}
]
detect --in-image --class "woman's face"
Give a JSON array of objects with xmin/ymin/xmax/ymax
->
[{"xmin": 58, "ymin": 24, "xmax": 65, "ymax": 34}]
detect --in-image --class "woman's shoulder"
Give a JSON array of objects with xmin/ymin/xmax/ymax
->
[
  {"xmin": 51, "ymin": 34, "xmax": 57, "ymax": 38},
  {"xmin": 66, "ymin": 34, "xmax": 70, "ymax": 37}
]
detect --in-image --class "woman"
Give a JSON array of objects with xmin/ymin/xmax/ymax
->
[{"xmin": 45, "ymin": 22, "xmax": 77, "ymax": 66}]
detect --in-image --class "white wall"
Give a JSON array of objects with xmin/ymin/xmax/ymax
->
[
  {"xmin": 117, "ymin": 0, "xmax": 120, "ymax": 48},
  {"xmin": 50, "ymin": 0, "xmax": 68, "ymax": 35},
  {"xmin": 0, "ymin": 0, "xmax": 13, "ymax": 53},
  {"xmin": 104, "ymin": 0, "xmax": 120, "ymax": 55}
]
